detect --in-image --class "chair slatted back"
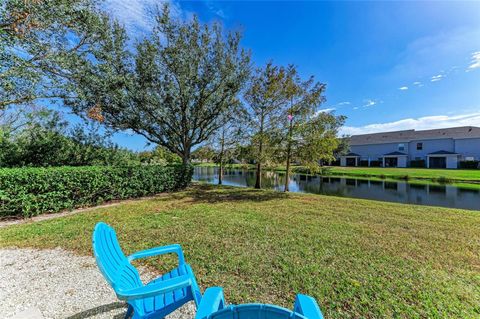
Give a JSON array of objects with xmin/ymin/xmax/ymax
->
[{"xmin": 93, "ymin": 223, "xmax": 143, "ymax": 292}]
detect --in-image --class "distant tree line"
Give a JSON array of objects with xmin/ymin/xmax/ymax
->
[
  {"xmin": 0, "ymin": 107, "xmax": 180, "ymax": 167},
  {"xmin": 1, "ymin": 0, "xmax": 347, "ymax": 191}
]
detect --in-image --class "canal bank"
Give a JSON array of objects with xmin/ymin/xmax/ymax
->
[
  {"xmin": 193, "ymin": 163, "xmax": 480, "ymax": 184},
  {"xmin": 193, "ymin": 166, "xmax": 480, "ymax": 210}
]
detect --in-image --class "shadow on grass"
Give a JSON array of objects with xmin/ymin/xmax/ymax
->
[
  {"xmin": 65, "ymin": 302, "xmax": 126, "ymax": 319},
  {"xmin": 166, "ymin": 183, "xmax": 288, "ymax": 204}
]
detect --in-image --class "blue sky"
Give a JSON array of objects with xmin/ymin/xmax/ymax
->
[{"xmin": 100, "ymin": 0, "xmax": 480, "ymax": 151}]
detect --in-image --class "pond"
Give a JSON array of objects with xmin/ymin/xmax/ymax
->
[{"xmin": 193, "ymin": 166, "xmax": 480, "ymax": 211}]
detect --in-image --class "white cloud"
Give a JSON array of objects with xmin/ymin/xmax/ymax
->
[
  {"xmin": 205, "ymin": 1, "xmax": 227, "ymax": 18},
  {"xmin": 390, "ymin": 27, "xmax": 480, "ymax": 80},
  {"xmin": 341, "ymin": 112, "xmax": 480, "ymax": 136},
  {"xmin": 399, "ymin": 86, "xmax": 408, "ymax": 90},
  {"xmin": 314, "ymin": 108, "xmax": 336, "ymax": 116},
  {"xmin": 467, "ymin": 51, "xmax": 480, "ymax": 70},
  {"xmin": 362, "ymin": 99, "xmax": 378, "ymax": 108},
  {"xmin": 352, "ymin": 99, "xmax": 382, "ymax": 110},
  {"xmin": 326, "ymin": 101, "xmax": 350, "ymax": 110},
  {"xmin": 103, "ymin": 0, "xmax": 183, "ymax": 37},
  {"xmin": 103, "ymin": 0, "xmax": 157, "ymax": 34},
  {"xmin": 413, "ymin": 81, "xmax": 423, "ymax": 87},
  {"xmin": 431, "ymin": 74, "xmax": 444, "ymax": 82}
]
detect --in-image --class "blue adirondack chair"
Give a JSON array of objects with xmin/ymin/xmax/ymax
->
[
  {"xmin": 195, "ymin": 287, "xmax": 324, "ymax": 319},
  {"xmin": 92, "ymin": 222, "xmax": 202, "ymax": 319}
]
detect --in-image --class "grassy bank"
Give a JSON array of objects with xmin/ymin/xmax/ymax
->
[
  {"xmin": 195, "ymin": 163, "xmax": 480, "ymax": 183},
  {"xmin": 1, "ymin": 184, "xmax": 479, "ymax": 317},
  {"xmin": 324, "ymin": 166, "xmax": 480, "ymax": 183}
]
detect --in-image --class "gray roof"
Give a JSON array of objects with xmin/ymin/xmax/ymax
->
[
  {"xmin": 384, "ymin": 151, "xmax": 408, "ymax": 156},
  {"xmin": 350, "ymin": 126, "xmax": 480, "ymax": 146},
  {"xmin": 428, "ymin": 150, "xmax": 458, "ymax": 155},
  {"xmin": 344, "ymin": 152, "xmax": 361, "ymax": 157}
]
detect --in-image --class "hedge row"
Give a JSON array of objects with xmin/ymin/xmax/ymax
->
[
  {"xmin": 0, "ymin": 165, "xmax": 193, "ymax": 218},
  {"xmin": 410, "ymin": 160, "xmax": 426, "ymax": 168},
  {"xmin": 459, "ymin": 161, "xmax": 480, "ymax": 169}
]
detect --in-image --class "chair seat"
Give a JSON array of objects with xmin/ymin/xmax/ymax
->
[{"xmin": 134, "ymin": 264, "xmax": 193, "ymax": 317}]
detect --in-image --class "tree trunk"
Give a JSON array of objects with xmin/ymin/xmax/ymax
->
[
  {"xmin": 182, "ymin": 148, "xmax": 190, "ymax": 165},
  {"xmin": 284, "ymin": 118, "xmax": 293, "ymax": 192},
  {"xmin": 218, "ymin": 131, "xmax": 225, "ymax": 185},
  {"xmin": 255, "ymin": 137, "xmax": 263, "ymax": 189},
  {"xmin": 219, "ymin": 160, "xmax": 224, "ymax": 185},
  {"xmin": 255, "ymin": 116, "xmax": 264, "ymax": 189},
  {"xmin": 255, "ymin": 162, "xmax": 262, "ymax": 189}
]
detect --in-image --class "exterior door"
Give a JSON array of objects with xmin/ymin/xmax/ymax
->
[
  {"xmin": 346, "ymin": 157, "xmax": 357, "ymax": 166},
  {"xmin": 429, "ymin": 157, "xmax": 446, "ymax": 169}
]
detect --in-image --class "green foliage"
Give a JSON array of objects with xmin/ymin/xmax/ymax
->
[
  {"xmin": 72, "ymin": 4, "xmax": 251, "ymax": 164},
  {"xmin": 0, "ymin": 0, "xmax": 118, "ymax": 109},
  {"xmin": 0, "ymin": 108, "xmax": 141, "ymax": 167},
  {"xmin": 459, "ymin": 160, "xmax": 479, "ymax": 169},
  {"xmin": 0, "ymin": 165, "xmax": 193, "ymax": 218},
  {"xmin": 66, "ymin": 124, "xmax": 141, "ymax": 166},
  {"xmin": 280, "ymin": 65, "xmax": 327, "ymax": 190},
  {"xmin": 244, "ymin": 62, "xmax": 289, "ymax": 163},
  {"xmin": 410, "ymin": 159, "xmax": 426, "ymax": 168},
  {"xmin": 333, "ymin": 136, "xmax": 350, "ymax": 159},
  {"xmin": 296, "ymin": 112, "xmax": 346, "ymax": 174},
  {"xmin": 234, "ymin": 144, "xmax": 256, "ymax": 164},
  {"xmin": 138, "ymin": 146, "xmax": 182, "ymax": 165},
  {"xmin": 192, "ymin": 146, "xmax": 217, "ymax": 163},
  {"xmin": 243, "ymin": 63, "xmax": 291, "ymax": 188}
]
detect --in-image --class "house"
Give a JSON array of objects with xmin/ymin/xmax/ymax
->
[{"xmin": 340, "ymin": 126, "xmax": 480, "ymax": 169}]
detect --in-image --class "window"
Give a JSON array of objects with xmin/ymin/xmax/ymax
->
[
  {"xmin": 398, "ymin": 143, "xmax": 405, "ymax": 151},
  {"xmin": 416, "ymin": 142, "xmax": 423, "ymax": 150}
]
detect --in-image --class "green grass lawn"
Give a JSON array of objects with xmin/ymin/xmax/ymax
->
[
  {"xmin": 325, "ymin": 166, "xmax": 480, "ymax": 182},
  {"xmin": 1, "ymin": 184, "xmax": 479, "ymax": 318},
  {"xmin": 195, "ymin": 163, "xmax": 480, "ymax": 183}
]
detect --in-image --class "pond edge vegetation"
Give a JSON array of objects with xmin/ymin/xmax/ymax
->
[{"xmin": 194, "ymin": 163, "xmax": 480, "ymax": 184}]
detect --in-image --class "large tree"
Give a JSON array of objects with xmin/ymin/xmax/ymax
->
[
  {"xmin": 212, "ymin": 102, "xmax": 247, "ymax": 185},
  {"xmin": 73, "ymin": 5, "xmax": 251, "ymax": 165},
  {"xmin": 0, "ymin": 0, "xmax": 117, "ymax": 110},
  {"xmin": 296, "ymin": 111, "xmax": 346, "ymax": 174},
  {"xmin": 244, "ymin": 62, "xmax": 290, "ymax": 189},
  {"xmin": 282, "ymin": 65, "xmax": 326, "ymax": 191}
]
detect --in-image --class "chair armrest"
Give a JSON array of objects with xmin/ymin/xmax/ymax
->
[
  {"xmin": 195, "ymin": 287, "xmax": 225, "ymax": 319},
  {"xmin": 293, "ymin": 294, "xmax": 324, "ymax": 319},
  {"xmin": 127, "ymin": 244, "xmax": 185, "ymax": 265},
  {"xmin": 116, "ymin": 275, "xmax": 192, "ymax": 301}
]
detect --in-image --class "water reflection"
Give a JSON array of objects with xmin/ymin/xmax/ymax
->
[{"xmin": 193, "ymin": 166, "xmax": 480, "ymax": 211}]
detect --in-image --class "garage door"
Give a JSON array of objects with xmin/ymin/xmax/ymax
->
[{"xmin": 429, "ymin": 157, "xmax": 446, "ymax": 169}]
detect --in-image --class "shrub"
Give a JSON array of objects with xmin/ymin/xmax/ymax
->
[
  {"xmin": 410, "ymin": 160, "xmax": 426, "ymax": 168},
  {"xmin": 330, "ymin": 159, "xmax": 341, "ymax": 166},
  {"xmin": 0, "ymin": 165, "xmax": 193, "ymax": 218},
  {"xmin": 369, "ymin": 160, "xmax": 382, "ymax": 167},
  {"xmin": 459, "ymin": 161, "xmax": 479, "ymax": 169},
  {"xmin": 359, "ymin": 160, "xmax": 369, "ymax": 167},
  {"xmin": 436, "ymin": 176, "xmax": 453, "ymax": 184},
  {"xmin": 292, "ymin": 166, "xmax": 310, "ymax": 174}
]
